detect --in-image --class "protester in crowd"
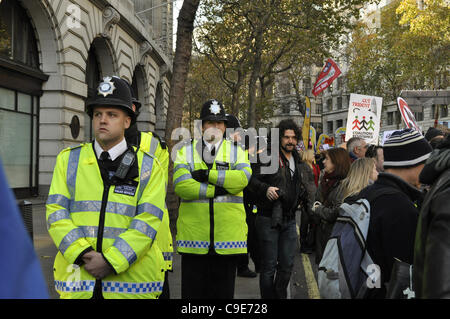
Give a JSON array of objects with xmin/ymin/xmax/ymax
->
[
  {"xmin": 339, "ymin": 158, "xmax": 379, "ymax": 203},
  {"xmin": 346, "ymin": 137, "xmax": 367, "ymax": 162},
  {"xmin": 311, "ymin": 147, "xmax": 351, "ymax": 264},
  {"xmin": 424, "ymin": 127, "xmax": 444, "ymax": 142},
  {"xmin": 429, "ymin": 135, "xmax": 445, "ymax": 149},
  {"xmin": 358, "ymin": 129, "xmax": 432, "ymax": 298},
  {"xmin": 250, "ymin": 119, "xmax": 306, "ymax": 299},
  {"xmin": 299, "ymin": 149, "xmax": 318, "ymax": 254},
  {"xmin": 302, "ymin": 149, "xmax": 320, "ymax": 187},
  {"xmin": 366, "ymin": 145, "xmax": 384, "ymax": 173},
  {"xmin": 414, "ymin": 135, "xmax": 450, "ymax": 298}
]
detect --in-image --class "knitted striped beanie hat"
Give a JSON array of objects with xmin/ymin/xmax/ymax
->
[{"xmin": 383, "ymin": 129, "xmax": 432, "ymax": 168}]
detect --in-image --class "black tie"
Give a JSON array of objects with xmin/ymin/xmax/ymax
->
[
  {"xmin": 210, "ymin": 146, "xmax": 216, "ymax": 157},
  {"xmin": 100, "ymin": 151, "xmax": 111, "ymax": 162}
]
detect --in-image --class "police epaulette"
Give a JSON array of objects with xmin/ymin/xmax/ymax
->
[{"xmin": 151, "ymin": 132, "xmax": 167, "ymax": 149}]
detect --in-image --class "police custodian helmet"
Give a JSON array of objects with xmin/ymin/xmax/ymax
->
[
  {"xmin": 200, "ymin": 99, "xmax": 228, "ymax": 123},
  {"xmin": 86, "ymin": 76, "xmax": 136, "ymax": 123}
]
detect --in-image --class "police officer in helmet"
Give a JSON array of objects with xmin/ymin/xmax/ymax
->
[
  {"xmin": 46, "ymin": 76, "xmax": 167, "ymax": 299},
  {"xmin": 174, "ymin": 99, "xmax": 252, "ymax": 299}
]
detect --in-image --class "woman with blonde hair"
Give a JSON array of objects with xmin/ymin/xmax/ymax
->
[
  {"xmin": 301, "ymin": 149, "xmax": 320, "ymax": 187},
  {"xmin": 339, "ymin": 157, "xmax": 379, "ymax": 201}
]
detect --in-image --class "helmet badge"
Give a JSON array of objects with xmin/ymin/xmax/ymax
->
[
  {"xmin": 98, "ymin": 77, "xmax": 116, "ymax": 97},
  {"xmin": 209, "ymin": 100, "xmax": 221, "ymax": 115}
]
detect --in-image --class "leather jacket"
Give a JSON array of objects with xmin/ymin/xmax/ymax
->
[
  {"xmin": 248, "ymin": 149, "xmax": 306, "ymax": 219},
  {"xmin": 414, "ymin": 137, "xmax": 450, "ymax": 298}
]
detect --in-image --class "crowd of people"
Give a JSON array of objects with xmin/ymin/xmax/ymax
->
[
  {"xmin": 228, "ymin": 118, "xmax": 449, "ymax": 299},
  {"xmin": 3, "ymin": 78, "xmax": 448, "ymax": 300}
]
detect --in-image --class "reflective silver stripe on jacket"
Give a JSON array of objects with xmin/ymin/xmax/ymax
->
[
  {"xmin": 70, "ymin": 200, "xmax": 136, "ymax": 218},
  {"xmin": 59, "ymin": 228, "xmax": 85, "ymax": 255},
  {"xmin": 174, "ymin": 173, "xmax": 191, "ymax": 186},
  {"xmin": 136, "ymin": 202, "xmax": 164, "ymax": 220},
  {"xmin": 186, "ymin": 144, "xmax": 195, "ymax": 171},
  {"xmin": 130, "ymin": 219, "xmax": 157, "ymax": 239},
  {"xmin": 181, "ymin": 194, "xmax": 243, "ymax": 204},
  {"xmin": 137, "ymin": 153, "xmax": 154, "ymax": 201},
  {"xmin": 47, "ymin": 194, "xmax": 70, "ymax": 209},
  {"xmin": 199, "ymin": 183, "xmax": 208, "ymax": 199},
  {"xmin": 67, "ymin": 147, "xmax": 81, "ymax": 199},
  {"xmin": 113, "ymin": 237, "xmax": 137, "ymax": 265}
]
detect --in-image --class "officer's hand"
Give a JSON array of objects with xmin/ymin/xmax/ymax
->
[
  {"xmin": 83, "ymin": 251, "xmax": 113, "ymax": 280},
  {"xmin": 214, "ymin": 186, "xmax": 228, "ymax": 197},
  {"xmin": 266, "ymin": 187, "xmax": 279, "ymax": 201},
  {"xmin": 191, "ymin": 169, "xmax": 209, "ymax": 183}
]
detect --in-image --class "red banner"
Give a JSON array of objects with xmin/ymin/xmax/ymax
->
[{"xmin": 312, "ymin": 58, "xmax": 341, "ymax": 96}]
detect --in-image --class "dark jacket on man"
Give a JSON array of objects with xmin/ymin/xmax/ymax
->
[
  {"xmin": 359, "ymin": 172, "xmax": 423, "ymax": 299},
  {"xmin": 414, "ymin": 137, "xmax": 450, "ymax": 298},
  {"xmin": 248, "ymin": 149, "xmax": 304, "ymax": 219}
]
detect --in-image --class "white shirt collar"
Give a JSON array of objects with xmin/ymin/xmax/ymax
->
[
  {"xmin": 94, "ymin": 138, "xmax": 128, "ymax": 161},
  {"xmin": 203, "ymin": 138, "xmax": 222, "ymax": 151}
]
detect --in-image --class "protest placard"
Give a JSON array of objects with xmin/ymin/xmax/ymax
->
[{"xmin": 345, "ymin": 93, "xmax": 382, "ymax": 145}]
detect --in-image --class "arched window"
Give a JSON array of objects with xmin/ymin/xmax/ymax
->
[
  {"xmin": 85, "ymin": 46, "xmax": 101, "ymax": 141},
  {"xmin": 0, "ymin": 0, "xmax": 47, "ymax": 198}
]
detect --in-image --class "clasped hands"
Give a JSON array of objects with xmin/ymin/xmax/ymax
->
[
  {"xmin": 191, "ymin": 169, "xmax": 227, "ymax": 196},
  {"xmin": 82, "ymin": 251, "xmax": 113, "ymax": 280}
]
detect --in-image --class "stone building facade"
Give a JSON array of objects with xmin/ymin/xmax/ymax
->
[{"xmin": 0, "ymin": 0, "xmax": 173, "ymax": 198}]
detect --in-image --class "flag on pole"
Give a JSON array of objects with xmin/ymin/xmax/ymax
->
[
  {"xmin": 312, "ymin": 58, "xmax": 341, "ymax": 96},
  {"xmin": 302, "ymin": 97, "xmax": 311, "ymax": 149}
]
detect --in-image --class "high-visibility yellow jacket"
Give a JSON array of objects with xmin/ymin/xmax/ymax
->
[
  {"xmin": 46, "ymin": 143, "xmax": 166, "ymax": 299},
  {"xmin": 139, "ymin": 132, "xmax": 173, "ymax": 271},
  {"xmin": 173, "ymin": 139, "xmax": 251, "ymax": 255}
]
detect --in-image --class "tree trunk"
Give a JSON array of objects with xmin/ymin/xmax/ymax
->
[{"xmin": 165, "ymin": 0, "xmax": 200, "ymax": 233}]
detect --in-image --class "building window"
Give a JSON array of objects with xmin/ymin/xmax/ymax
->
[
  {"xmin": 327, "ymin": 121, "xmax": 333, "ymax": 133},
  {"xmin": 336, "ymin": 119, "xmax": 343, "ymax": 129},
  {"xmin": 0, "ymin": 87, "xmax": 39, "ymax": 193},
  {"xmin": 279, "ymin": 81, "xmax": 291, "ymax": 96},
  {"xmin": 337, "ymin": 97, "xmax": 342, "ymax": 110},
  {"xmin": 0, "ymin": 0, "xmax": 39, "ymax": 68},
  {"xmin": 0, "ymin": 0, "xmax": 46, "ymax": 198},
  {"xmin": 414, "ymin": 106, "xmax": 424, "ymax": 122},
  {"xmin": 327, "ymin": 98, "xmax": 332, "ymax": 111},
  {"xmin": 387, "ymin": 112, "xmax": 394, "ymax": 125},
  {"xmin": 302, "ymin": 77, "xmax": 311, "ymax": 96}
]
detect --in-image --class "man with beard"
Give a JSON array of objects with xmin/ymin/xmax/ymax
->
[{"xmin": 249, "ymin": 119, "xmax": 305, "ymax": 298}]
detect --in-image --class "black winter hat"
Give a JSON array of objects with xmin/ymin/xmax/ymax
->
[
  {"xmin": 383, "ymin": 129, "xmax": 432, "ymax": 168},
  {"xmin": 86, "ymin": 76, "xmax": 136, "ymax": 123},
  {"xmin": 200, "ymin": 99, "xmax": 227, "ymax": 122}
]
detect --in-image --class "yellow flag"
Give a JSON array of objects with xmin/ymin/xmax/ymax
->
[{"xmin": 302, "ymin": 97, "xmax": 311, "ymax": 149}]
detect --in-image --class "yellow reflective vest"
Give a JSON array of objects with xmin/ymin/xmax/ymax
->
[
  {"xmin": 139, "ymin": 132, "xmax": 173, "ymax": 271},
  {"xmin": 46, "ymin": 143, "xmax": 166, "ymax": 299},
  {"xmin": 174, "ymin": 139, "xmax": 251, "ymax": 255}
]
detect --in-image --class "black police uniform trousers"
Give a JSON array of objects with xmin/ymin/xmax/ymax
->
[{"xmin": 181, "ymin": 253, "xmax": 238, "ymax": 299}]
